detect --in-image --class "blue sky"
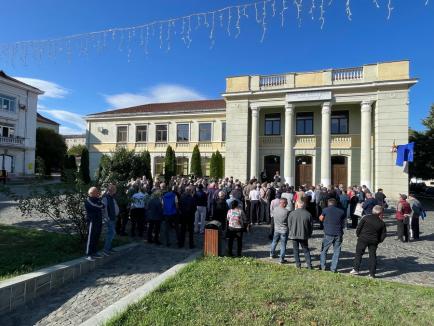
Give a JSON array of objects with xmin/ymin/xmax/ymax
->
[{"xmin": 1, "ymin": 0, "xmax": 433, "ymax": 134}]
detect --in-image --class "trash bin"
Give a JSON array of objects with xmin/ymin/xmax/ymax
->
[{"xmin": 204, "ymin": 220, "xmax": 222, "ymax": 257}]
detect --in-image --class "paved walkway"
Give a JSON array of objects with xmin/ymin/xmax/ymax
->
[
  {"xmin": 0, "ymin": 243, "xmax": 200, "ymax": 326},
  {"xmin": 0, "ymin": 188, "xmax": 433, "ymax": 325},
  {"xmin": 242, "ymin": 201, "xmax": 434, "ymax": 286}
]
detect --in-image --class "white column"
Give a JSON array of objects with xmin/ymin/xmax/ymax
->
[
  {"xmin": 284, "ymin": 103, "xmax": 295, "ymax": 185},
  {"xmin": 150, "ymin": 155, "xmax": 155, "ymax": 178},
  {"xmin": 250, "ymin": 105, "xmax": 260, "ymax": 179},
  {"xmin": 321, "ymin": 102, "xmax": 332, "ymax": 186},
  {"xmin": 360, "ymin": 100, "xmax": 373, "ymax": 189}
]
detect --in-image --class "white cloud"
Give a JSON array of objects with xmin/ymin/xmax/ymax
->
[
  {"xmin": 14, "ymin": 77, "xmax": 69, "ymax": 99},
  {"xmin": 38, "ymin": 108, "xmax": 85, "ymax": 133},
  {"xmin": 104, "ymin": 84, "xmax": 205, "ymax": 109}
]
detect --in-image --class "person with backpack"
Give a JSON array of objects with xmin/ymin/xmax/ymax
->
[{"xmin": 226, "ymin": 200, "xmax": 247, "ymax": 257}]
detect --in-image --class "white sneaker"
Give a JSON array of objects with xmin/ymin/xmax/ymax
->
[
  {"xmin": 86, "ymin": 256, "xmax": 95, "ymax": 261},
  {"xmin": 349, "ymin": 269, "xmax": 359, "ymax": 275}
]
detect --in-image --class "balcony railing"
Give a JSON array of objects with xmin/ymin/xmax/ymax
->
[
  {"xmin": 260, "ymin": 136, "xmax": 283, "ymax": 146},
  {"xmin": 259, "ymin": 74, "xmax": 287, "ymax": 88},
  {"xmin": 332, "ymin": 67, "xmax": 363, "ymax": 82},
  {"xmin": 0, "ymin": 136, "xmax": 25, "ymax": 146}
]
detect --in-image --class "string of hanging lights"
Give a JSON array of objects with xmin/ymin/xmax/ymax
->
[{"xmin": 0, "ymin": 0, "xmax": 429, "ymax": 66}]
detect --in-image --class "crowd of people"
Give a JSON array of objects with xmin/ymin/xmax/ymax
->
[{"xmin": 84, "ymin": 173, "xmax": 426, "ymax": 278}]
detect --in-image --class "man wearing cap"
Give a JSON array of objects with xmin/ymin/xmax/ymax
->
[{"xmin": 395, "ymin": 194, "xmax": 412, "ymax": 242}]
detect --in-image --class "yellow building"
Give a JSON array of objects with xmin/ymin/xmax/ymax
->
[{"xmin": 86, "ymin": 60, "xmax": 417, "ymax": 199}]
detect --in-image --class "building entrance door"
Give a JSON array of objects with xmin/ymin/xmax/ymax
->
[
  {"xmin": 331, "ymin": 156, "xmax": 347, "ymax": 187},
  {"xmin": 264, "ymin": 155, "xmax": 280, "ymax": 182},
  {"xmin": 295, "ymin": 156, "xmax": 313, "ymax": 188},
  {"xmin": 0, "ymin": 155, "xmax": 13, "ymax": 173}
]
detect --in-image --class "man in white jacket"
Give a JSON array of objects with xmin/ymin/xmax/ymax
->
[{"xmin": 102, "ymin": 184, "xmax": 119, "ymax": 255}]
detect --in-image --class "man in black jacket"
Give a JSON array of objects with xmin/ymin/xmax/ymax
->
[
  {"xmin": 350, "ymin": 205, "xmax": 387, "ymax": 278},
  {"xmin": 179, "ymin": 186, "xmax": 197, "ymax": 248}
]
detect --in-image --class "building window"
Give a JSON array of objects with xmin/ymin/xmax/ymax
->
[
  {"xmin": 156, "ymin": 124, "xmax": 168, "ymax": 142},
  {"xmin": 154, "ymin": 157, "xmax": 165, "ymax": 175},
  {"xmin": 136, "ymin": 125, "xmax": 147, "ymax": 142},
  {"xmin": 116, "ymin": 126, "xmax": 128, "ymax": 143},
  {"xmin": 177, "ymin": 124, "xmax": 189, "ymax": 142},
  {"xmin": 331, "ymin": 111, "xmax": 349, "ymax": 134},
  {"xmin": 176, "ymin": 157, "xmax": 189, "ymax": 175},
  {"xmin": 199, "ymin": 123, "xmax": 212, "ymax": 142},
  {"xmin": 0, "ymin": 95, "xmax": 16, "ymax": 112},
  {"xmin": 222, "ymin": 122, "xmax": 226, "ymax": 142},
  {"xmin": 296, "ymin": 112, "xmax": 314, "ymax": 135},
  {"xmin": 0, "ymin": 125, "xmax": 14, "ymax": 137},
  {"xmin": 264, "ymin": 113, "xmax": 281, "ymax": 135}
]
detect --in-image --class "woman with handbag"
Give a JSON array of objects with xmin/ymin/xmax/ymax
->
[
  {"xmin": 395, "ymin": 194, "xmax": 412, "ymax": 242},
  {"xmin": 226, "ymin": 200, "xmax": 247, "ymax": 257}
]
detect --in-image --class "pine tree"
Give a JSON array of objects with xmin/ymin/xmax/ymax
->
[
  {"xmin": 215, "ymin": 150, "xmax": 224, "ymax": 178},
  {"xmin": 210, "ymin": 152, "xmax": 218, "ymax": 178},
  {"xmin": 78, "ymin": 148, "xmax": 91, "ymax": 184},
  {"xmin": 143, "ymin": 150, "xmax": 152, "ymax": 180},
  {"xmin": 164, "ymin": 146, "xmax": 176, "ymax": 181},
  {"xmin": 191, "ymin": 145, "xmax": 202, "ymax": 177}
]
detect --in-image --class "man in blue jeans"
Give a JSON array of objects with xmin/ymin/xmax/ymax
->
[
  {"xmin": 102, "ymin": 184, "xmax": 119, "ymax": 256},
  {"xmin": 319, "ymin": 198, "xmax": 346, "ymax": 272},
  {"xmin": 270, "ymin": 198, "xmax": 290, "ymax": 264}
]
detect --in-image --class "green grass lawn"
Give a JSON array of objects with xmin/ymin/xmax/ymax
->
[
  {"xmin": 0, "ymin": 224, "xmax": 129, "ymax": 280},
  {"xmin": 107, "ymin": 257, "xmax": 434, "ymax": 326}
]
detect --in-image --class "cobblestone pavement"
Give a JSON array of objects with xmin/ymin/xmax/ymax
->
[
  {"xmin": 241, "ymin": 199, "xmax": 434, "ymax": 287},
  {"xmin": 0, "ymin": 242, "xmax": 200, "ymax": 326},
  {"xmin": 0, "ymin": 184, "xmax": 61, "ymax": 232}
]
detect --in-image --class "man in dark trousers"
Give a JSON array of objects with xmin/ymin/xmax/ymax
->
[
  {"xmin": 85, "ymin": 187, "xmax": 104, "ymax": 261},
  {"xmin": 288, "ymin": 200, "xmax": 313, "ymax": 269},
  {"xmin": 179, "ymin": 186, "xmax": 197, "ymax": 248},
  {"xmin": 350, "ymin": 205, "xmax": 387, "ymax": 278}
]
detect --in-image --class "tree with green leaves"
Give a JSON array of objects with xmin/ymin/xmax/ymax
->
[
  {"xmin": 78, "ymin": 147, "xmax": 91, "ymax": 184},
  {"xmin": 164, "ymin": 146, "xmax": 176, "ymax": 181},
  {"xmin": 143, "ymin": 150, "xmax": 152, "ymax": 180},
  {"xmin": 36, "ymin": 128, "xmax": 67, "ymax": 175},
  {"xmin": 210, "ymin": 152, "xmax": 218, "ymax": 178},
  {"xmin": 215, "ymin": 150, "xmax": 224, "ymax": 178},
  {"xmin": 61, "ymin": 155, "xmax": 77, "ymax": 183},
  {"xmin": 421, "ymin": 104, "xmax": 434, "ymax": 131},
  {"xmin": 191, "ymin": 145, "xmax": 202, "ymax": 177},
  {"xmin": 67, "ymin": 144, "xmax": 86, "ymax": 156}
]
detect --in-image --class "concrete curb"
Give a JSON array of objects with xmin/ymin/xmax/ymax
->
[
  {"xmin": 80, "ymin": 250, "xmax": 203, "ymax": 326},
  {"xmin": 0, "ymin": 242, "xmax": 140, "ymax": 316}
]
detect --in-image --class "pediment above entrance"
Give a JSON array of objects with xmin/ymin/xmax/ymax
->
[{"xmin": 285, "ymin": 91, "xmax": 332, "ymax": 103}]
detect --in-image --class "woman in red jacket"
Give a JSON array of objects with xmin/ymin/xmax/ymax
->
[{"xmin": 395, "ymin": 194, "xmax": 412, "ymax": 242}]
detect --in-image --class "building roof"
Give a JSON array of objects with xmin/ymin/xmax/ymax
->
[
  {"xmin": 87, "ymin": 99, "xmax": 226, "ymax": 117},
  {"xmin": 63, "ymin": 134, "xmax": 86, "ymax": 139},
  {"xmin": 0, "ymin": 71, "xmax": 44, "ymax": 94},
  {"xmin": 37, "ymin": 113, "xmax": 60, "ymax": 126}
]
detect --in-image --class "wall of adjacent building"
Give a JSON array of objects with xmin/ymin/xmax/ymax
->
[
  {"xmin": 0, "ymin": 81, "xmax": 38, "ymax": 175},
  {"xmin": 87, "ymin": 112, "xmax": 226, "ymax": 179}
]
